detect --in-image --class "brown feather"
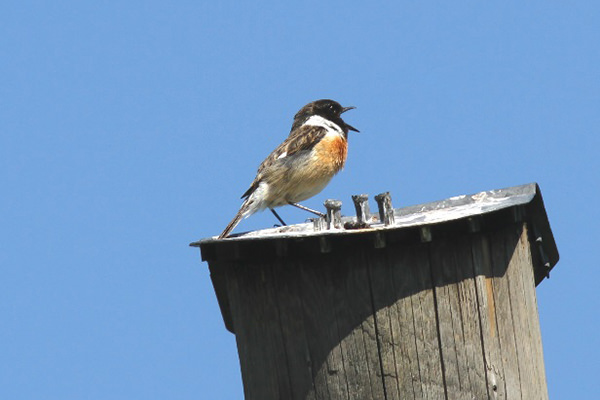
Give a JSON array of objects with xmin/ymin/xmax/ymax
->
[{"xmin": 241, "ymin": 125, "xmax": 328, "ymax": 199}]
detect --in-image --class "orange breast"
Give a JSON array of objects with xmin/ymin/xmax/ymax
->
[{"xmin": 314, "ymin": 134, "xmax": 348, "ymax": 173}]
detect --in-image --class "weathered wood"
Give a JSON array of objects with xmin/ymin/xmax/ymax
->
[
  {"xmin": 515, "ymin": 228, "xmax": 549, "ymax": 400},
  {"xmin": 371, "ymin": 243, "xmax": 425, "ymax": 399},
  {"xmin": 213, "ymin": 222, "xmax": 548, "ymax": 400},
  {"xmin": 272, "ymin": 259, "xmax": 317, "ymax": 400},
  {"xmin": 333, "ymin": 250, "xmax": 385, "ymax": 399},
  {"xmin": 503, "ymin": 225, "xmax": 549, "ymax": 400},
  {"xmin": 507, "ymin": 226, "xmax": 536, "ymax": 399},
  {"xmin": 299, "ymin": 254, "xmax": 349, "ymax": 399},
  {"xmin": 471, "ymin": 225, "xmax": 550, "ymax": 400},
  {"xmin": 225, "ymin": 259, "xmax": 292, "ymax": 399},
  {"xmin": 472, "ymin": 232, "xmax": 507, "ymax": 399},
  {"xmin": 388, "ymin": 245, "xmax": 427, "ymax": 399},
  {"xmin": 430, "ymin": 236, "xmax": 488, "ymax": 399},
  {"xmin": 367, "ymin": 249, "xmax": 403, "ymax": 399},
  {"xmin": 405, "ymin": 244, "xmax": 447, "ymax": 399}
]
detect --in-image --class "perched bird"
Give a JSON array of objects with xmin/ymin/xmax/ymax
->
[{"xmin": 218, "ymin": 99, "xmax": 358, "ymax": 239}]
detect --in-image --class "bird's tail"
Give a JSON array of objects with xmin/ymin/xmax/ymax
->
[{"xmin": 218, "ymin": 200, "xmax": 252, "ymax": 239}]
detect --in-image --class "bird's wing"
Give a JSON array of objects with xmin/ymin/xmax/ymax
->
[{"xmin": 241, "ymin": 125, "xmax": 327, "ymax": 199}]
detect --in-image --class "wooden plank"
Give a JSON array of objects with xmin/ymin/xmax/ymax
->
[
  {"xmin": 225, "ymin": 260, "xmax": 292, "ymax": 400},
  {"xmin": 505, "ymin": 225, "xmax": 534, "ymax": 399},
  {"xmin": 455, "ymin": 253, "xmax": 489, "ymax": 397},
  {"xmin": 515, "ymin": 225, "xmax": 549, "ymax": 399},
  {"xmin": 272, "ymin": 258, "xmax": 317, "ymax": 400},
  {"xmin": 392, "ymin": 242, "xmax": 446, "ymax": 399},
  {"xmin": 488, "ymin": 227, "xmax": 521, "ymax": 399},
  {"xmin": 503, "ymin": 225, "xmax": 548, "ymax": 399},
  {"xmin": 387, "ymin": 243, "xmax": 424, "ymax": 399},
  {"xmin": 331, "ymin": 249, "xmax": 386, "ymax": 399},
  {"xmin": 430, "ymin": 236, "xmax": 488, "ymax": 399},
  {"xmin": 299, "ymin": 254, "xmax": 350, "ymax": 400},
  {"xmin": 368, "ymin": 248, "xmax": 403, "ymax": 400},
  {"xmin": 430, "ymin": 240, "xmax": 460, "ymax": 397},
  {"xmin": 471, "ymin": 233, "xmax": 506, "ymax": 399}
]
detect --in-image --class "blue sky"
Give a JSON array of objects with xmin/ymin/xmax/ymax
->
[{"xmin": 2, "ymin": 1, "xmax": 598, "ymax": 398}]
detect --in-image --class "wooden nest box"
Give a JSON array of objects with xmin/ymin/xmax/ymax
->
[{"xmin": 191, "ymin": 183, "xmax": 559, "ymax": 400}]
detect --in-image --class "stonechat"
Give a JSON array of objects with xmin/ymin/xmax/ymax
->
[{"xmin": 219, "ymin": 99, "xmax": 358, "ymax": 239}]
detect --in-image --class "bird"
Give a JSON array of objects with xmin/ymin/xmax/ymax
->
[{"xmin": 218, "ymin": 99, "xmax": 358, "ymax": 239}]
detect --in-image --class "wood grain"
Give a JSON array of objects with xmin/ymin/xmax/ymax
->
[{"xmin": 221, "ymin": 223, "xmax": 548, "ymax": 399}]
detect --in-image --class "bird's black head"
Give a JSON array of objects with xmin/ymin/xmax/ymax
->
[{"xmin": 292, "ymin": 99, "xmax": 359, "ymax": 133}]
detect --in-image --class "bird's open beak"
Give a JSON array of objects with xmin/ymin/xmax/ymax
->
[
  {"xmin": 341, "ymin": 106, "xmax": 359, "ymax": 132},
  {"xmin": 346, "ymin": 123, "xmax": 359, "ymax": 132}
]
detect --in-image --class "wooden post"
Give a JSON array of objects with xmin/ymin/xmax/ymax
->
[{"xmin": 193, "ymin": 183, "xmax": 559, "ymax": 400}]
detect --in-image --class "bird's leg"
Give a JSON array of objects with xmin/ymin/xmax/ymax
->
[
  {"xmin": 270, "ymin": 208, "xmax": 287, "ymax": 226},
  {"xmin": 288, "ymin": 202, "xmax": 326, "ymax": 217}
]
